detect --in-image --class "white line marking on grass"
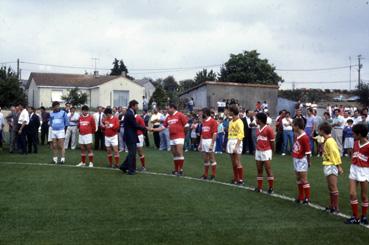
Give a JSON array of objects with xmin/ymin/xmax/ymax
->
[{"xmin": 1, "ymin": 161, "xmax": 368, "ymax": 229}]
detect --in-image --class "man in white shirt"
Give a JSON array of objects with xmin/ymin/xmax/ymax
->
[
  {"xmin": 64, "ymin": 106, "xmax": 80, "ymax": 150},
  {"xmin": 17, "ymin": 103, "xmax": 29, "ymax": 154},
  {"xmin": 93, "ymin": 106, "xmax": 105, "ymax": 150},
  {"xmin": 150, "ymin": 108, "xmax": 162, "ymax": 149}
]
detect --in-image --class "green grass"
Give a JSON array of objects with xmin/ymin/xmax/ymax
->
[{"xmin": 0, "ymin": 144, "xmax": 369, "ymax": 244}]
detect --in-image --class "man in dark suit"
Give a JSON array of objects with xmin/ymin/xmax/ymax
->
[
  {"xmin": 27, "ymin": 107, "xmax": 40, "ymax": 153},
  {"xmin": 120, "ymin": 100, "xmax": 147, "ymax": 175}
]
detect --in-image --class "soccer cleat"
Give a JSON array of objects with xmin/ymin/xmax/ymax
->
[
  {"xmin": 254, "ymin": 187, "xmax": 262, "ymax": 193},
  {"xmin": 237, "ymin": 180, "xmax": 244, "ymax": 186},
  {"xmin": 172, "ymin": 171, "xmax": 178, "ymax": 176},
  {"xmin": 230, "ymin": 180, "xmax": 238, "ymax": 185},
  {"xmin": 200, "ymin": 175, "xmax": 208, "ymax": 180},
  {"xmin": 281, "ymin": 153, "xmax": 286, "ymax": 156},
  {"xmin": 52, "ymin": 157, "xmax": 58, "ymax": 164},
  {"xmin": 267, "ymin": 188, "xmax": 274, "ymax": 194},
  {"xmin": 178, "ymin": 170, "xmax": 184, "ymax": 176},
  {"xmin": 140, "ymin": 167, "xmax": 146, "ymax": 172},
  {"xmin": 295, "ymin": 199, "xmax": 302, "ymax": 204},
  {"xmin": 76, "ymin": 162, "xmax": 86, "ymax": 167},
  {"xmin": 210, "ymin": 175, "xmax": 215, "ymax": 181},
  {"xmin": 60, "ymin": 158, "xmax": 65, "ymax": 164},
  {"xmin": 344, "ymin": 216, "xmax": 360, "ymax": 224},
  {"xmin": 303, "ymin": 198, "xmax": 310, "ymax": 204},
  {"xmin": 89, "ymin": 162, "xmax": 94, "ymax": 168},
  {"xmin": 361, "ymin": 216, "xmax": 369, "ymax": 225},
  {"xmin": 330, "ymin": 208, "xmax": 339, "ymax": 215}
]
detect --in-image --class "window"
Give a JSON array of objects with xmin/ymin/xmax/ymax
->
[
  {"xmin": 51, "ymin": 90, "xmax": 64, "ymax": 102},
  {"xmin": 113, "ymin": 90, "xmax": 129, "ymax": 107}
]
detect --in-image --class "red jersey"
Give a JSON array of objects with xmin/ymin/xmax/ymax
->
[
  {"xmin": 102, "ymin": 116, "xmax": 119, "ymax": 137},
  {"xmin": 201, "ymin": 117, "xmax": 218, "ymax": 139},
  {"xmin": 352, "ymin": 141, "xmax": 369, "ymax": 168},
  {"xmin": 292, "ymin": 132, "xmax": 311, "ymax": 159},
  {"xmin": 135, "ymin": 115, "xmax": 145, "ymax": 135},
  {"xmin": 78, "ymin": 114, "xmax": 96, "ymax": 135},
  {"xmin": 256, "ymin": 125, "xmax": 275, "ymax": 151},
  {"xmin": 164, "ymin": 111, "xmax": 188, "ymax": 140}
]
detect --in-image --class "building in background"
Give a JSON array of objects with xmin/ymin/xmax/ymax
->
[
  {"xmin": 179, "ymin": 81, "xmax": 279, "ymax": 116},
  {"xmin": 27, "ymin": 72, "xmax": 144, "ymax": 108},
  {"xmin": 136, "ymin": 78, "xmax": 156, "ymax": 100}
]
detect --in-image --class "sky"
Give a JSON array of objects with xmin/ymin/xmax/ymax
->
[{"xmin": 1, "ymin": 0, "xmax": 369, "ymax": 90}]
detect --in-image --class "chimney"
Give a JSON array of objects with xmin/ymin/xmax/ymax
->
[{"xmin": 121, "ymin": 71, "xmax": 126, "ymax": 77}]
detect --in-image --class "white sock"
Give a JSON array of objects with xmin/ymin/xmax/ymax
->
[
  {"xmin": 53, "ymin": 157, "xmax": 58, "ymax": 163},
  {"xmin": 61, "ymin": 157, "xmax": 65, "ymax": 162}
]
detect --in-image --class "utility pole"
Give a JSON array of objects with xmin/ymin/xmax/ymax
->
[
  {"xmin": 292, "ymin": 81, "xmax": 295, "ymax": 90},
  {"xmin": 91, "ymin": 57, "xmax": 99, "ymax": 76},
  {"xmin": 349, "ymin": 56, "xmax": 352, "ymax": 90},
  {"xmin": 17, "ymin": 58, "xmax": 20, "ymax": 80},
  {"xmin": 358, "ymin": 55, "xmax": 362, "ymax": 88}
]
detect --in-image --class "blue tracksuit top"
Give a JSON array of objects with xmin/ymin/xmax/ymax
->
[{"xmin": 50, "ymin": 110, "xmax": 69, "ymax": 130}]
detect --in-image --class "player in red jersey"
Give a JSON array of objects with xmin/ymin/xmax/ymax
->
[
  {"xmin": 345, "ymin": 123, "xmax": 369, "ymax": 225},
  {"xmin": 292, "ymin": 118, "xmax": 311, "ymax": 204},
  {"xmin": 101, "ymin": 107, "xmax": 120, "ymax": 168},
  {"xmin": 135, "ymin": 114, "xmax": 146, "ymax": 171},
  {"xmin": 199, "ymin": 108, "xmax": 218, "ymax": 180},
  {"xmin": 150, "ymin": 104, "xmax": 188, "ymax": 176},
  {"xmin": 76, "ymin": 105, "xmax": 96, "ymax": 167},
  {"xmin": 255, "ymin": 112, "xmax": 275, "ymax": 194}
]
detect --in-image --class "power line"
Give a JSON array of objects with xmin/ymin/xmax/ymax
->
[
  {"xmin": 284, "ymin": 80, "xmax": 352, "ymax": 84},
  {"xmin": 275, "ymin": 65, "xmax": 357, "ymax": 72}
]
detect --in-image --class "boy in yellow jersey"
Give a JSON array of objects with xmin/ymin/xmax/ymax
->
[
  {"xmin": 319, "ymin": 122, "xmax": 343, "ymax": 214},
  {"xmin": 226, "ymin": 105, "xmax": 245, "ymax": 185}
]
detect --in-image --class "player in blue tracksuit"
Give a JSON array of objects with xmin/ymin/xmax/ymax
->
[{"xmin": 50, "ymin": 101, "xmax": 69, "ymax": 164}]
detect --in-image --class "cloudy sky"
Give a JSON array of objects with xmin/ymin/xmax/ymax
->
[{"xmin": 1, "ymin": 0, "xmax": 369, "ymax": 89}]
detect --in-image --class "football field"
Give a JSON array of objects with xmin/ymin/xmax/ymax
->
[{"xmin": 1, "ymin": 145, "xmax": 369, "ymax": 244}]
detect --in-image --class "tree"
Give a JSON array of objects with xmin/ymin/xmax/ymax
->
[
  {"xmin": 219, "ymin": 50, "xmax": 282, "ymax": 85},
  {"xmin": 110, "ymin": 58, "xmax": 134, "ymax": 79},
  {"xmin": 178, "ymin": 79, "xmax": 196, "ymax": 93},
  {"xmin": 61, "ymin": 87, "xmax": 88, "ymax": 106},
  {"xmin": 0, "ymin": 66, "xmax": 27, "ymax": 107},
  {"xmin": 354, "ymin": 83, "xmax": 369, "ymax": 107},
  {"xmin": 194, "ymin": 69, "xmax": 216, "ymax": 84},
  {"xmin": 149, "ymin": 85, "xmax": 168, "ymax": 109}
]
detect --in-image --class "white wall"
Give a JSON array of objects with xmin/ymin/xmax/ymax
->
[
  {"xmin": 27, "ymin": 80, "xmax": 40, "ymax": 107},
  {"xmin": 98, "ymin": 77, "xmax": 145, "ymax": 108}
]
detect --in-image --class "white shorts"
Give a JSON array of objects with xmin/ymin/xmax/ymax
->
[
  {"xmin": 344, "ymin": 137, "xmax": 354, "ymax": 149},
  {"xmin": 293, "ymin": 157, "xmax": 309, "ymax": 172},
  {"xmin": 137, "ymin": 134, "xmax": 144, "ymax": 148},
  {"xmin": 79, "ymin": 134, "xmax": 93, "ymax": 145},
  {"xmin": 51, "ymin": 129, "xmax": 65, "ymax": 140},
  {"xmin": 349, "ymin": 164, "xmax": 369, "ymax": 182},
  {"xmin": 105, "ymin": 135, "xmax": 118, "ymax": 147},
  {"xmin": 323, "ymin": 165, "xmax": 339, "ymax": 177},
  {"xmin": 170, "ymin": 138, "xmax": 184, "ymax": 146},
  {"xmin": 201, "ymin": 139, "xmax": 216, "ymax": 153},
  {"xmin": 255, "ymin": 150, "xmax": 272, "ymax": 161},
  {"xmin": 226, "ymin": 139, "xmax": 243, "ymax": 154}
]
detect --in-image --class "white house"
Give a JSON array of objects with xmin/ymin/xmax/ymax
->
[
  {"xmin": 27, "ymin": 72, "xmax": 145, "ymax": 108},
  {"xmin": 136, "ymin": 78, "xmax": 156, "ymax": 100}
]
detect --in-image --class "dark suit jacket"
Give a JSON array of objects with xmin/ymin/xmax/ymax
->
[
  {"xmin": 123, "ymin": 108, "xmax": 146, "ymax": 144},
  {"xmin": 27, "ymin": 113, "xmax": 40, "ymax": 134}
]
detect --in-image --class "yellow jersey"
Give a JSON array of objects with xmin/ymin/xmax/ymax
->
[
  {"xmin": 322, "ymin": 137, "xmax": 342, "ymax": 166},
  {"xmin": 228, "ymin": 118, "xmax": 244, "ymax": 140}
]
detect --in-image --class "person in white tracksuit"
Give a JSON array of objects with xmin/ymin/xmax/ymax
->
[{"xmin": 64, "ymin": 107, "xmax": 80, "ymax": 150}]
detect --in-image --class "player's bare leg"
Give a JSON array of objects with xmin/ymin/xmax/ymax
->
[
  {"xmin": 209, "ymin": 151, "xmax": 217, "ymax": 180},
  {"xmin": 58, "ymin": 139, "xmax": 65, "ymax": 163},
  {"xmin": 52, "ymin": 139, "xmax": 58, "ymax": 164},
  {"xmin": 327, "ymin": 175, "xmax": 339, "ymax": 212},
  {"xmin": 77, "ymin": 144, "xmax": 86, "ymax": 166},
  {"xmin": 176, "ymin": 144, "xmax": 185, "ymax": 175},
  {"xmin": 86, "ymin": 144, "xmax": 94, "ymax": 166}
]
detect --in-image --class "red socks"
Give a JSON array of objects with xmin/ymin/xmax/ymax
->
[
  {"xmin": 114, "ymin": 154, "xmax": 120, "ymax": 167},
  {"xmin": 173, "ymin": 157, "xmax": 184, "ymax": 172},
  {"xmin": 257, "ymin": 177, "xmax": 263, "ymax": 190},
  {"xmin": 203, "ymin": 163, "xmax": 210, "ymax": 177},
  {"xmin": 233, "ymin": 165, "xmax": 238, "ymax": 182},
  {"xmin": 88, "ymin": 153, "xmax": 94, "ymax": 163},
  {"xmin": 267, "ymin": 176, "xmax": 274, "ymax": 189},
  {"xmin": 211, "ymin": 163, "xmax": 216, "ymax": 177},
  {"xmin": 237, "ymin": 167, "xmax": 243, "ymax": 182},
  {"xmin": 351, "ymin": 200, "xmax": 359, "ymax": 219},
  {"xmin": 108, "ymin": 154, "xmax": 113, "ymax": 167},
  {"xmin": 303, "ymin": 182, "xmax": 310, "ymax": 200},
  {"xmin": 81, "ymin": 154, "xmax": 86, "ymax": 164},
  {"xmin": 362, "ymin": 202, "xmax": 368, "ymax": 217},
  {"xmin": 140, "ymin": 156, "xmax": 145, "ymax": 167},
  {"xmin": 297, "ymin": 181, "xmax": 304, "ymax": 201}
]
